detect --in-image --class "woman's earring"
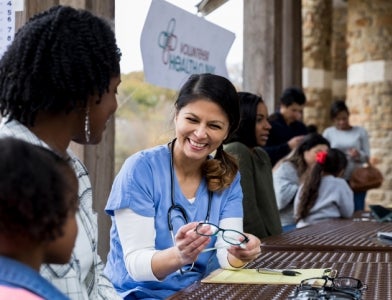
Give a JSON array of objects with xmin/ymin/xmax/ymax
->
[{"xmin": 85, "ymin": 106, "xmax": 91, "ymax": 143}]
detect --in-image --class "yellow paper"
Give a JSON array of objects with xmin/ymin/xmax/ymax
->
[{"xmin": 201, "ymin": 268, "xmax": 329, "ymax": 285}]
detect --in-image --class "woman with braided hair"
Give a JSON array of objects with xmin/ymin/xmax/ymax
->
[
  {"xmin": 0, "ymin": 5, "xmax": 122, "ymax": 299},
  {"xmin": 294, "ymin": 148, "xmax": 354, "ymax": 228}
]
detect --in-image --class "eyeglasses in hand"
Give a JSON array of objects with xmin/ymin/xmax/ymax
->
[{"xmin": 195, "ymin": 222, "xmax": 249, "ymax": 252}]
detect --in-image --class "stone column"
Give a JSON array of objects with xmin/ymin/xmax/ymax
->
[
  {"xmin": 302, "ymin": 0, "xmax": 332, "ymax": 132},
  {"xmin": 331, "ymin": 0, "xmax": 348, "ymax": 100},
  {"xmin": 346, "ymin": 0, "xmax": 392, "ymax": 206}
]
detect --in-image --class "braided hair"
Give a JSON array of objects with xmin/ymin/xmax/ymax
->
[{"xmin": 0, "ymin": 5, "xmax": 121, "ymax": 126}]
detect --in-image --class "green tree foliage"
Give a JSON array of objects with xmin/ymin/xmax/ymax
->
[
  {"xmin": 115, "ymin": 72, "xmax": 176, "ymax": 172},
  {"xmin": 117, "ymin": 72, "xmax": 176, "ymax": 116}
]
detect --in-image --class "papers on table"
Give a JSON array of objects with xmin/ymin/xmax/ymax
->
[{"xmin": 201, "ymin": 268, "xmax": 330, "ymax": 285}]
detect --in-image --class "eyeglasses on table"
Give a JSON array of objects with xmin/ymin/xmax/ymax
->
[
  {"xmin": 288, "ymin": 269, "xmax": 367, "ymax": 300},
  {"xmin": 195, "ymin": 222, "xmax": 249, "ymax": 252}
]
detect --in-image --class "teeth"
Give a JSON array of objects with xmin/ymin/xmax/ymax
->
[{"xmin": 189, "ymin": 139, "xmax": 206, "ymax": 148}]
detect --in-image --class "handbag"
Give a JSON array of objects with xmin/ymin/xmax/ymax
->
[{"xmin": 349, "ymin": 162, "xmax": 383, "ymax": 192}]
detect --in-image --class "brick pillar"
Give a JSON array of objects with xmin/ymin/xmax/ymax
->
[
  {"xmin": 302, "ymin": 0, "xmax": 333, "ymax": 132},
  {"xmin": 346, "ymin": 0, "xmax": 392, "ymax": 206}
]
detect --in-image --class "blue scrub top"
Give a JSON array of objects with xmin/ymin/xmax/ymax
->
[{"xmin": 104, "ymin": 144, "xmax": 243, "ymax": 299}]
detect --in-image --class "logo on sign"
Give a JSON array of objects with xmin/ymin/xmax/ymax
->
[
  {"xmin": 158, "ymin": 18, "xmax": 177, "ymax": 64},
  {"xmin": 157, "ymin": 18, "xmax": 215, "ymax": 75}
]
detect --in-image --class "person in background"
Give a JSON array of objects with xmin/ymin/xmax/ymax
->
[
  {"xmin": 0, "ymin": 137, "xmax": 78, "ymax": 300},
  {"xmin": 263, "ymin": 86, "xmax": 308, "ymax": 167},
  {"xmin": 273, "ymin": 133, "xmax": 330, "ymax": 232},
  {"xmin": 306, "ymin": 124, "xmax": 318, "ymax": 134},
  {"xmin": 0, "ymin": 6, "xmax": 122, "ymax": 299},
  {"xmin": 104, "ymin": 74, "xmax": 261, "ymax": 299},
  {"xmin": 224, "ymin": 92, "xmax": 282, "ymax": 239},
  {"xmin": 294, "ymin": 148, "xmax": 354, "ymax": 228},
  {"xmin": 322, "ymin": 100, "xmax": 370, "ymax": 211}
]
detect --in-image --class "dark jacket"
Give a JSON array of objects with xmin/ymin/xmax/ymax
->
[
  {"xmin": 263, "ymin": 112, "xmax": 308, "ymax": 166},
  {"xmin": 224, "ymin": 142, "xmax": 282, "ymax": 239}
]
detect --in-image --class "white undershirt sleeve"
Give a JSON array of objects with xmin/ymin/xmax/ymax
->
[
  {"xmin": 216, "ymin": 217, "xmax": 245, "ymax": 270},
  {"xmin": 114, "ymin": 208, "xmax": 161, "ymax": 282}
]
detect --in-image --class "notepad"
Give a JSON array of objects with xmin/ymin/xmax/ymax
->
[{"xmin": 201, "ymin": 268, "xmax": 330, "ymax": 285}]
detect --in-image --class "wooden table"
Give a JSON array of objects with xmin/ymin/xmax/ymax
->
[
  {"xmin": 168, "ymin": 251, "xmax": 391, "ymax": 299},
  {"xmin": 168, "ymin": 218, "xmax": 392, "ymax": 299},
  {"xmin": 260, "ymin": 219, "xmax": 392, "ymax": 251}
]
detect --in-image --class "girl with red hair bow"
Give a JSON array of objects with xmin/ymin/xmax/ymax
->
[{"xmin": 294, "ymin": 148, "xmax": 354, "ymax": 228}]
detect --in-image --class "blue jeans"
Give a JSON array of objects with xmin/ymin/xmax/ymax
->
[
  {"xmin": 354, "ymin": 191, "xmax": 367, "ymax": 211},
  {"xmin": 282, "ymin": 224, "xmax": 297, "ymax": 232}
]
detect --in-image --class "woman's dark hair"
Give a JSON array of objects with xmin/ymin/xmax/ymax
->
[
  {"xmin": 225, "ymin": 92, "xmax": 263, "ymax": 148},
  {"xmin": 296, "ymin": 148, "xmax": 348, "ymax": 222},
  {"xmin": 330, "ymin": 100, "xmax": 349, "ymax": 120},
  {"xmin": 0, "ymin": 137, "xmax": 78, "ymax": 241},
  {"xmin": 175, "ymin": 73, "xmax": 240, "ymax": 192},
  {"xmin": 0, "ymin": 5, "xmax": 121, "ymax": 126},
  {"xmin": 284, "ymin": 133, "xmax": 330, "ymax": 177}
]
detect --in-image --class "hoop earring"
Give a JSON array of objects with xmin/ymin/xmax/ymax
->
[{"xmin": 85, "ymin": 106, "xmax": 91, "ymax": 143}]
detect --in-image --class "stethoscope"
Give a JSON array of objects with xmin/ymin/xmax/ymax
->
[{"xmin": 167, "ymin": 138, "xmax": 212, "ymax": 236}]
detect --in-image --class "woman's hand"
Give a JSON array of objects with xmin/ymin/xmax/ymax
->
[
  {"xmin": 347, "ymin": 148, "xmax": 360, "ymax": 160},
  {"xmin": 226, "ymin": 233, "xmax": 261, "ymax": 267},
  {"xmin": 174, "ymin": 222, "xmax": 211, "ymax": 266}
]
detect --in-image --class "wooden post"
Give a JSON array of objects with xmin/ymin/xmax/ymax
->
[
  {"xmin": 281, "ymin": 0, "xmax": 302, "ymax": 91},
  {"xmin": 243, "ymin": 0, "xmax": 303, "ymax": 113},
  {"xmin": 243, "ymin": 0, "xmax": 282, "ymax": 114}
]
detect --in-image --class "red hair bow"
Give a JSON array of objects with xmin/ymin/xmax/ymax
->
[{"xmin": 316, "ymin": 151, "xmax": 328, "ymax": 165}]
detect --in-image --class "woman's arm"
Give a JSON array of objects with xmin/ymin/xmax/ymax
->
[
  {"xmin": 115, "ymin": 209, "xmax": 210, "ymax": 281},
  {"xmin": 359, "ymin": 127, "xmax": 370, "ymax": 162},
  {"xmin": 273, "ymin": 162, "xmax": 299, "ymax": 209},
  {"xmin": 217, "ymin": 218, "xmax": 261, "ymax": 269},
  {"xmin": 114, "ymin": 209, "xmax": 159, "ymax": 281},
  {"xmin": 338, "ymin": 181, "xmax": 354, "ymax": 218}
]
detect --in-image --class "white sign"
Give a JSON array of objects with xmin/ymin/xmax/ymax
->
[
  {"xmin": 0, "ymin": 0, "xmax": 14, "ymax": 59},
  {"xmin": 140, "ymin": 0, "xmax": 235, "ymax": 90}
]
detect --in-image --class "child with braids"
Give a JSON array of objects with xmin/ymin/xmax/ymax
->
[
  {"xmin": 294, "ymin": 148, "xmax": 354, "ymax": 228},
  {"xmin": 0, "ymin": 137, "xmax": 78, "ymax": 299}
]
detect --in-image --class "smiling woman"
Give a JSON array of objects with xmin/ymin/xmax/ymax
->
[{"xmin": 104, "ymin": 73, "xmax": 262, "ymax": 299}]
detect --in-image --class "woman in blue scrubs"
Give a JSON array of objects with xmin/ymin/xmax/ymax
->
[{"xmin": 104, "ymin": 73, "xmax": 262, "ymax": 299}]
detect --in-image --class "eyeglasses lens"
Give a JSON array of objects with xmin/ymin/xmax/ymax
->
[
  {"xmin": 196, "ymin": 223, "xmax": 247, "ymax": 246},
  {"xmin": 333, "ymin": 277, "xmax": 362, "ymax": 289},
  {"xmin": 196, "ymin": 223, "xmax": 219, "ymax": 236},
  {"xmin": 302, "ymin": 278, "xmax": 327, "ymax": 288},
  {"xmin": 222, "ymin": 230, "xmax": 247, "ymax": 245}
]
